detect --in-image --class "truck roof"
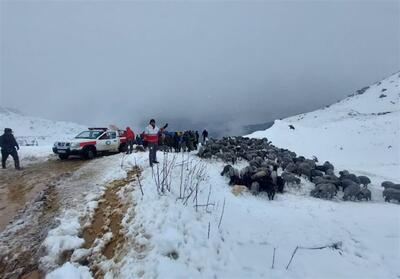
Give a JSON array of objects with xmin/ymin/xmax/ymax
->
[{"xmin": 88, "ymin": 127, "xmax": 108, "ymax": 131}]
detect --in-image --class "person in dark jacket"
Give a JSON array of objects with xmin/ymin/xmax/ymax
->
[
  {"xmin": 202, "ymin": 129, "xmax": 209, "ymax": 143},
  {"xmin": 0, "ymin": 128, "xmax": 20, "ymax": 170},
  {"xmin": 195, "ymin": 131, "xmax": 200, "ymax": 149}
]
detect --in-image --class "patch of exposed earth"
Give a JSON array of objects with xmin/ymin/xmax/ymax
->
[
  {"xmin": 0, "ymin": 155, "xmax": 125, "ymax": 279},
  {"xmin": 77, "ymin": 166, "xmax": 142, "ymax": 279}
]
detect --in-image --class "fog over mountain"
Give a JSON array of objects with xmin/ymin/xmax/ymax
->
[{"xmin": 1, "ymin": 1, "xmax": 399, "ymax": 136}]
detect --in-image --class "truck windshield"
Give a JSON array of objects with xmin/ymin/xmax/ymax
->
[{"xmin": 75, "ymin": 131, "xmax": 103, "ymax": 139}]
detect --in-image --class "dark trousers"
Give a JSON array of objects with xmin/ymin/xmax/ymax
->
[
  {"xmin": 126, "ymin": 139, "xmax": 134, "ymax": 154},
  {"xmin": 148, "ymin": 142, "xmax": 158, "ymax": 166},
  {"xmin": 1, "ymin": 149, "xmax": 20, "ymax": 169}
]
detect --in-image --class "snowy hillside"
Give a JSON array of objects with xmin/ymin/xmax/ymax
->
[
  {"xmin": 249, "ymin": 72, "xmax": 400, "ymax": 181},
  {"xmin": 0, "ymin": 107, "xmax": 86, "ymax": 146}
]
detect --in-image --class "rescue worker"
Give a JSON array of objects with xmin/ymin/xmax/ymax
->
[
  {"xmin": 124, "ymin": 127, "xmax": 135, "ymax": 154},
  {"xmin": 202, "ymin": 129, "xmax": 209, "ymax": 143},
  {"xmin": 144, "ymin": 119, "xmax": 168, "ymax": 167},
  {"xmin": 0, "ymin": 128, "xmax": 21, "ymax": 170}
]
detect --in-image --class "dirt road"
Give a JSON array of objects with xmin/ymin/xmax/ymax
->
[
  {"xmin": 0, "ymin": 158, "xmax": 87, "ymax": 232},
  {"xmin": 0, "ymin": 153, "xmax": 141, "ymax": 279},
  {"xmin": 0, "ymin": 157, "xmax": 93, "ymax": 279}
]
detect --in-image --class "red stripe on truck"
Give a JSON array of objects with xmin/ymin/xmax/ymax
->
[{"xmin": 80, "ymin": 141, "xmax": 96, "ymax": 147}]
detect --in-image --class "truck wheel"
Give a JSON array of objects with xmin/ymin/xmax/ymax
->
[
  {"xmin": 84, "ymin": 147, "xmax": 96, "ymax": 160},
  {"xmin": 59, "ymin": 154, "xmax": 69, "ymax": 160}
]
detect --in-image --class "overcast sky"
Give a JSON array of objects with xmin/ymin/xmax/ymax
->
[{"xmin": 1, "ymin": 0, "xmax": 399, "ymax": 135}]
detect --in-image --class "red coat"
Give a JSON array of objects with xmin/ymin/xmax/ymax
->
[{"xmin": 124, "ymin": 128, "xmax": 135, "ymax": 140}]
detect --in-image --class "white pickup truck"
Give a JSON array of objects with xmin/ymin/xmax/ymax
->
[{"xmin": 53, "ymin": 128, "xmax": 127, "ymax": 159}]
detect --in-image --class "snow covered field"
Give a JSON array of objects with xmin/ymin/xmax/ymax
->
[
  {"xmin": 45, "ymin": 151, "xmax": 400, "ymax": 279},
  {"xmin": 0, "ymin": 106, "xmax": 86, "ymax": 146}
]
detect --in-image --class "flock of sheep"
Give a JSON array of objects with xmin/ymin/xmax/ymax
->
[{"xmin": 197, "ymin": 136, "xmax": 400, "ymax": 203}]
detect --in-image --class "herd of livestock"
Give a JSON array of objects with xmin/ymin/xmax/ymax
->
[{"xmin": 194, "ymin": 136, "xmax": 400, "ymax": 203}]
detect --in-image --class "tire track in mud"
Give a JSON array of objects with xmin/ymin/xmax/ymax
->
[
  {"xmin": 0, "ymin": 158, "xmax": 92, "ymax": 279},
  {"xmin": 78, "ymin": 166, "xmax": 142, "ymax": 279},
  {"xmin": 0, "ymin": 159, "xmax": 86, "ymax": 231}
]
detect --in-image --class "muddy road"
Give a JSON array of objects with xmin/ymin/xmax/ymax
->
[
  {"xmin": 0, "ymin": 158, "xmax": 87, "ymax": 231},
  {"xmin": 0, "ymin": 156, "xmax": 106, "ymax": 279}
]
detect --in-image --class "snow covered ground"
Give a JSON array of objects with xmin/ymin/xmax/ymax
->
[
  {"xmin": 0, "ymin": 106, "xmax": 86, "ymax": 146},
  {"xmin": 45, "ymin": 151, "xmax": 400, "ymax": 279}
]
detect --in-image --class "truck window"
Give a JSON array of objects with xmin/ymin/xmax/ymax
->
[
  {"xmin": 76, "ymin": 131, "xmax": 102, "ymax": 139},
  {"xmin": 99, "ymin": 133, "xmax": 110, "ymax": 140},
  {"xmin": 108, "ymin": 132, "xmax": 117, "ymax": 139}
]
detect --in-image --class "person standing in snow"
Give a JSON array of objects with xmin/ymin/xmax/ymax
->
[
  {"xmin": 195, "ymin": 131, "xmax": 200, "ymax": 149},
  {"xmin": 0, "ymin": 128, "xmax": 21, "ymax": 170},
  {"xmin": 202, "ymin": 129, "xmax": 209, "ymax": 144},
  {"xmin": 144, "ymin": 119, "xmax": 168, "ymax": 167},
  {"xmin": 124, "ymin": 127, "xmax": 135, "ymax": 154}
]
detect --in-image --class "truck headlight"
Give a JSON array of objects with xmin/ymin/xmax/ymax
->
[{"xmin": 70, "ymin": 142, "xmax": 80, "ymax": 148}]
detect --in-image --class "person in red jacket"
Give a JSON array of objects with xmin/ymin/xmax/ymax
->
[
  {"xmin": 144, "ymin": 119, "xmax": 168, "ymax": 167},
  {"xmin": 124, "ymin": 127, "xmax": 135, "ymax": 154}
]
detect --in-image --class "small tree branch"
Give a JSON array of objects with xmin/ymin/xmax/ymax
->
[
  {"xmin": 286, "ymin": 246, "xmax": 299, "ymax": 270},
  {"xmin": 206, "ymin": 185, "xmax": 212, "ymax": 213},
  {"xmin": 218, "ymin": 198, "xmax": 226, "ymax": 229},
  {"xmin": 271, "ymin": 247, "xmax": 276, "ymax": 269}
]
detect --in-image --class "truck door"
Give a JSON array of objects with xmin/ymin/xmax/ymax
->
[
  {"xmin": 107, "ymin": 131, "xmax": 119, "ymax": 151},
  {"xmin": 97, "ymin": 132, "xmax": 111, "ymax": 151}
]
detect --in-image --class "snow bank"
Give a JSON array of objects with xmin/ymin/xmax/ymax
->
[
  {"xmin": 114, "ymin": 153, "xmax": 226, "ymax": 279},
  {"xmin": 17, "ymin": 145, "xmax": 54, "ymax": 166},
  {"xmin": 46, "ymin": 262, "xmax": 92, "ymax": 279},
  {"xmin": 42, "ymin": 212, "xmax": 84, "ymax": 263}
]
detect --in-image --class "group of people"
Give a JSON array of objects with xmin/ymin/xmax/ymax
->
[
  {"xmin": 139, "ymin": 119, "xmax": 209, "ymax": 167},
  {"xmin": 0, "ymin": 119, "xmax": 209, "ymax": 169},
  {"xmin": 126, "ymin": 119, "xmax": 209, "ymax": 167},
  {"xmin": 162, "ymin": 130, "xmax": 200, "ymax": 153}
]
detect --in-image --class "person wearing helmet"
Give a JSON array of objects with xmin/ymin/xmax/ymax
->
[{"xmin": 0, "ymin": 128, "xmax": 21, "ymax": 170}]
